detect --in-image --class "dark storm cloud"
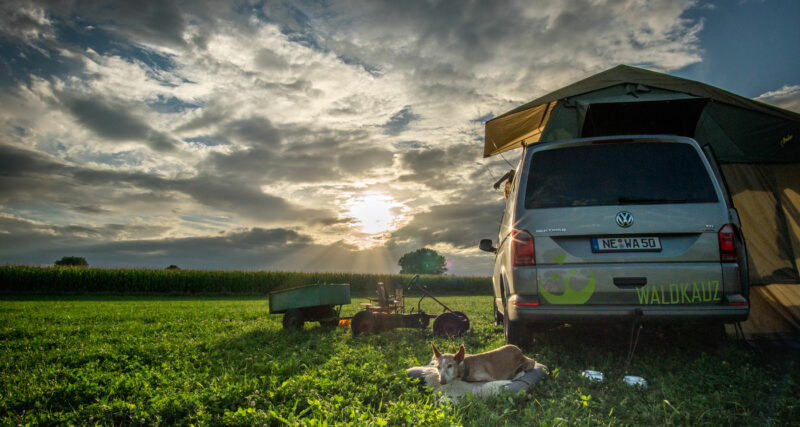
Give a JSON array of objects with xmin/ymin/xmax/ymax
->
[
  {"xmin": 208, "ymin": 147, "xmax": 338, "ymax": 183},
  {"xmin": 205, "ymin": 126, "xmax": 394, "ymax": 183},
  {"xmin": 60, "ymin": 93, "xmax": 179, "ymax": 151},
  {"xmin": 224, "ymin": 227, "xmax": 312, "ymax": 247},
  {"xmin": 224, "ymin": 116, "xmax": 282, "ymax": 147},
  {"xmin": 96, "ymin": 0, "xmax": 188, "ymax": 47},
  {"xmin": 0, "ymin": 144, "xmax": 90, "ymax": 207},
  {"xmin": 70, "ymin": 205, "xmax": 112, "ymax": 214},
  {"xmin": 0, "ymin": 143, "xmax": 65, "ymax": 178},
  {"xmin": 0, "ymin": 142, "xmax": 337, "ymax": 225},
  {"xmin": 388, "ymin": 201, "xmax": 504, "ymax": 250},
  {"xmin": 398, "ymin": 142, "xmax": 483, "ymax": 188},
  {"xmin": 70, "ymin": 167, "xmax": 336, "ymax": 224},
  {"xmin": 174, "ymin": 175, "xmax": 335, "ymax": 224},
  {"xmin": 0, "ymin": 0, "xmax": 235, "ymax": 62},
  {"xmin": 336, "ymin": 146, "xmax": 394, "ymax": 175},
  {"xmin": 27, "ymin": 0, "xmax": 194, "ymax": 48},
  {"xmin": 0, "ymin": 215, "xmax": 169, "ymax": 254}
]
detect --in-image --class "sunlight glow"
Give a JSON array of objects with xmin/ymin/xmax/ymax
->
[{"xmin": 347, "ymin": 193, "xmax": 397, "ymax": 235}]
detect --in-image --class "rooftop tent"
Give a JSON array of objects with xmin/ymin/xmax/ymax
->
[
  {"xmin": 485, "ymin": 65, "xmax": 800, "ymax": 339},
  {"xmin": 485, "ymin": 65, "xmax": 800, "ymax": 162}
]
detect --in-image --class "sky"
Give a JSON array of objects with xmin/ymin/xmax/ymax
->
[{"xmin": 1, "ymin": 0, "xmax": 798, "ymax": 275}]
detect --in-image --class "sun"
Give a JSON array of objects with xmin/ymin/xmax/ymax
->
[{"xmin": 346, "ymin": 193, "xmax": 397, "ymax": 235}]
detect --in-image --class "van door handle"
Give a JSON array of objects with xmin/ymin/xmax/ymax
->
[{"xmin": 613, "ymin": 277, "xmax": 647, "ymax": 289}]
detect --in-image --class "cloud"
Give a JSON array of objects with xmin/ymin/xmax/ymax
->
[
  {"xmin": 254, "ymin": 48, "xmax": 290, "ymax": 70},
  {"xmin": 382, "ymin": 105, "xmax": 420, "ymax": 135},
  {"xmin": 223, "ymin": 116, "xmax": 282, "ymax": 147},
  {"xmin": 0, "ymin": 3, "xmax": 54, "ymax": 41},
  {"xmin": 0, "ymin": 0, "xmax": 716, "ymax": 275},
  {"xmin": 388, "ymin": 201, "xmax": 504, "ymax": 251},
  {"xmin": 60, "ymin": 93, "xmax": 180, "ymax": 151},
  {"xmin": 756, "ymin": 85, "xmax": 800, "ymax": 113},
  {"xmin": 68, "ymin": 167, "xmax": 336, "ymax": 225},
  {"xmin": 206, "ymin": 125, "xmax": 394, "ymax": 183},
  {"xmin": 0, "ymin": 142, "xmax": 337, "ymax": 227},
  {"xmin": 398, "ymin": 142, "xmax": 485, "ymax": 189}
]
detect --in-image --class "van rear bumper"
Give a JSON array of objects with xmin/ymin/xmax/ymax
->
[{"xmin": 507, "ymin": 294, "xmax": 749, "ymax": 323}]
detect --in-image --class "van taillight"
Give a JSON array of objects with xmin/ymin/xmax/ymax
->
[
  {"xmin": 718, "ymin": 224, "xmax": 737, "ymax": 263},
  {"xmin": 512, "ymin": 230, "xmax": 535, "ymax": 266}
]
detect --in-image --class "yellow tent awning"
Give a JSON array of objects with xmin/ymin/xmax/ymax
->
[{"xmin": 484, "ymin": 101, "xmax": 556, "ymax": 157}]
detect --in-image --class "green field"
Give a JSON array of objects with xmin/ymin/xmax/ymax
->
[{"xmin": 2, "ymin": 296, "xmax": 799, "ymax": 425}]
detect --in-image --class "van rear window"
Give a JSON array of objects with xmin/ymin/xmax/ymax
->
[{"xmin": 525, "ymin": 142, "xmax": 718, "ymax": 209}]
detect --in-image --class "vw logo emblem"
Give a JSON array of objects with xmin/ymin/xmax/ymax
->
[{"xmin": 616, "ymin": 211, "xmax": 634, "ymax": 228}]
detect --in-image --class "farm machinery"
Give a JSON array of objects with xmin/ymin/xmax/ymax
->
[{"xmin": 269, "ymin": 275, "xmax": 470, "ymax": 337}]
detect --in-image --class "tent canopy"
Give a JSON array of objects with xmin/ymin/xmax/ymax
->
[{"xmin": 484, "ymin": 65, "xmax": 800, "ymax": 163}]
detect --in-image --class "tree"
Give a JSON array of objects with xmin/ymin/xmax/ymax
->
[
  {"xmin": 54, "ymin": 256, "xmax": 88, "ymax": 267},
  {"xmin": 398, "ymin": 248, "xmax": 447, "ymax": 275}
]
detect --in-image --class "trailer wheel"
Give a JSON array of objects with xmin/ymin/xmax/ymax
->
[
  {"xmin": 282, "ymin": 309, "xmax": 304, "ymax": 330},
  {"xmin": 433, "ymin": 312, "xmax": 467, "ymax": 337},
  {"xmin": 318, "ymin": 306, "xmax": 339, "ymax": 328},
  {"xmin": 351, "ymin": 311, "xmax": 377, "ymax": 336}
]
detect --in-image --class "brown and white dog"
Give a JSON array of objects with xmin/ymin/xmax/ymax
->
[{"xmin": 431, "ymin": 343, "xmax": 536, "ymax": 385}]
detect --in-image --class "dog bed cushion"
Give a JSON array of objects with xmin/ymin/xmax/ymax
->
[{"xmin": 406, "ymin": 362, "xmax": 548, "ymax": 401}]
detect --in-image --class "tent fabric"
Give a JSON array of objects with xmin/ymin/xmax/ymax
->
[
  {"xmin": 729, "ymin": 284, "xmax": 800, "ymax": 339},
  {"xmin": 484, "ymin": 65, "xmax": 800, "ymax": 162},
  {"xmin": 721, "ymin": 164, "xmax": 799, "ymax": 284},
  {"xmin": 698, "ymin": 102, "xmax": 800, "ymax": 163},
  {"xmin": 776, "ymin": 164, "xmax": 800, "ymax": 276},
  {"xmin": 484, "ymin": 101, "xmax": 556, "ymax": 157},
  {"xmin": 491, "ymin": 64, "xmax": 800, "ymax": 124}
]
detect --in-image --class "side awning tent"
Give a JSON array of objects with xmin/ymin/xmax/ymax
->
[{"xmin": 485, "ymin": 65, "xmax": 800, "ymax": 339}]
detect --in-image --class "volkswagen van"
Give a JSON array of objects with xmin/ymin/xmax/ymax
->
[{"xmin": 479, "ymin": 135, "xmax": 750, "ymax": 346}]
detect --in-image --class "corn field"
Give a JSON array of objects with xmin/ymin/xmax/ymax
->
[{"xmin": 0, "ymin": 266, "xmax": 491, "ymax": 296}]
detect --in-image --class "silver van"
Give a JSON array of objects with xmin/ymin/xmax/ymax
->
[{"xmin": 480, "ymin": 135, "xmax": 750, "ymax": 346}]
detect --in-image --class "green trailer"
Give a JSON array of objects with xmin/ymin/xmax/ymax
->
[
  {"xmin": 269, "ymin": 283, "xmax": 351, "ymax": 330},
  {"xmin": 269, "ymin": 277, "xmax": 470, "ymax": 336}
]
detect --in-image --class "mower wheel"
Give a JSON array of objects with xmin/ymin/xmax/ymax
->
[
  {"xmin": 416, "ymin": 313, "xmax": 430, "ymax": 329},
  {"xmin": 282, "ymin": 309, "xmax": 304, "ymax": 330},
  {"xmin": 351, "ymin": 310, "xmax": 377, "ymax": 336},
  {"xmin": 452, "ymin": 311, "xmax": 470, "ymax": 332},
  {"xmin": 433, "ymin": 312, "xmax": 467, "ymax": 337}
]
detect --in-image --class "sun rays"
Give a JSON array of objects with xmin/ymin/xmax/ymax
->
[{"xmin": 343, "ymin": 193, "xmax": 404, "ymax": 247}]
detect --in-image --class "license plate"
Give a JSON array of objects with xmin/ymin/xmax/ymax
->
[{"xmin": 591, "ymin": 236, "xmax": 661, "ymax": 252}]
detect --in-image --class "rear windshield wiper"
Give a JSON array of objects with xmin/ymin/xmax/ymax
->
[{"xmin": 618, "ymin": 197, "xmax": 689, "ymax": 205}]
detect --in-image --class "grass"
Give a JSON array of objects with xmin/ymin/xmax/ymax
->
[{"xmin": 2, "ymin": 295, "xmax": 798, "ymax": 425}]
